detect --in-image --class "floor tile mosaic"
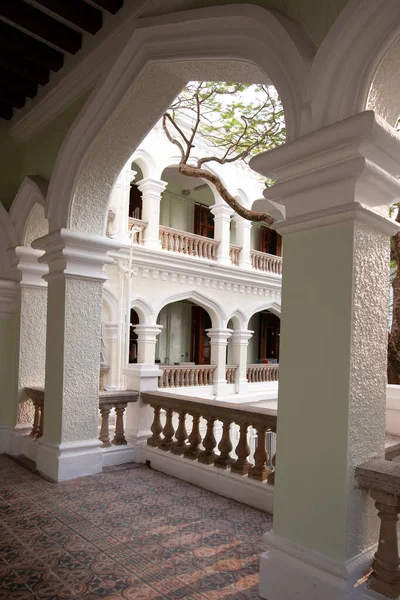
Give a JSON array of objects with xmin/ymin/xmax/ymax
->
[{"xmin": 0, "ymin": 455, "xmax": 271, "ymax": 599}]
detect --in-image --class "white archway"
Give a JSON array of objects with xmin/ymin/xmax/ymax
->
[
  {"xmin": 45, "ymin": 5, "xmax": 310, "ymax": 235},
  {"xmin": 9, "ymin": 176, "xmax": 48, "ymax": 246},
  {"xmin": 155, "ymin": 290, "xmax": 226, "ymax": 329}
]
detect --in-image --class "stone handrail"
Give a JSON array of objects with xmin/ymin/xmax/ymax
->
[
  {"xmin": 128, "ymin": 217, "xmax": 147, "ymax": 244},
  {"xmin": 355, "ymin": 458, "xmax": 400, "ymax": 597},
  {"xmin": 159, "ymin": 226, "xmax": 219, "ymax": 260},
  {"xmin": 247, "ymin": 364, "xmax": 279, "ymax": 383},
  {"xmin": 230, "ymin": 244, "xmax": 241, "ymax": 266},
  {"xmin": 159, "ymin": 365, "xmax": 216, "ymax": 388},
  {"xmin": 226, "ymin": 365, "xmax": 238, "ymax": 384},
  {"xmin": 251, "ymin": 249, "xmax": 282, "ymax": 275},
  {"xmin": 142, "ymin": 390, "xmax": 277, "ymax": 483},
  {"xmin": 25, "ymin": 387, "xmax": 139, "ymax": 448}
]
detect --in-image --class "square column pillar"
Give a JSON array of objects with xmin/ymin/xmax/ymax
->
[
  {"xmin": 234, "ymin": 215, "xmax": 252, "ymax": 270},
  {"xmin": 210, "ymin": 204, "xmax": 234, "ymax": 266},
  {"xmin": 249, "ymin": 111, "xmax": 400, "ymax": 599},
  {"xmin": 0, "ymin": 280, "xmax": 18, "ymax": 452},
  {"xmin": 32, "ymin": 229, "xmax": 121, "ymax": 481},
  {"xmin": 231, "ymin": 330, "xmax": 253, "ymax": 393},
  {"xmin": 206, "ymin": 328, "xmax": 232, "ymax": 397},
  {"xmin": 137, "ymin": 178, "xmax": 167, "ymax": 251},
  {"xmin": 6, "ymin": 246, "xmax": 48, "ymax": 457},
  {"xmin": 123, "ymin": 324, "xmax": 162, "ymax": 461},
  {"xmin": 107, "ymin": 164, "xmax": 133, "ymax": 243}
]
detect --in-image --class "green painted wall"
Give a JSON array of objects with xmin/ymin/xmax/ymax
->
[{"xmin": 0, "ymin": 90, "xmax": 91, "ymax": 210}]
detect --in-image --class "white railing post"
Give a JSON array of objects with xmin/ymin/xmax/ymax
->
[
  {"xmin": 206, "ymin": 328, "xmax": 232, "ymax": 397},
  {"xmin": 234, "ymin": 215, "xmax": 252, "ymax": 270}
]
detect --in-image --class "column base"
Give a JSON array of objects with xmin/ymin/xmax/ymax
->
[
  {"xmin": 259, "ymin": 532, "xmax": 376, "ymax": 600},
  {"xmin": 36, "ymin": 438, "xmax": 103, "ymax": 481},
  {"xmin": 143, "ymin": 239, "xmax": 161, "ymax": 251},
  {"xmin": 124, "ymin": 364, "xmax": 162, "ymax": 392},
  {"xmin": 8, "ymin": 424, "xmax": 31, "ymax": 455},
  {"xmin": 235, "ymin": 379, "xmax": 249, "ymax": 394}
]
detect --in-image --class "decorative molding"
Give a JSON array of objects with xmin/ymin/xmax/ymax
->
[
  {"xmin": 9, "ymin": 246, "xmax": 48, "ymax": 288},
  {"xmin": 36, "ymin": 438, "xmax": 103, "ymax": 482},
  {"xmin": 273, "ymin": 203, "xmax": 400, "ymax": 237},
  {"xmin": 32, "ymin": 228, "xmax": 121, "ymax": 282}
]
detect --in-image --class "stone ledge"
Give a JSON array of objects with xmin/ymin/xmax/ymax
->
[{"xmin": 355, "ymin": 458, "xmax": 400, "ymax": 496}]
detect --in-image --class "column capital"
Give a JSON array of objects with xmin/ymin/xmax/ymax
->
[
  {"xmin": 206, "ymin": 328, "xmax": 232, "ymax": 344},
  {"xmin": 8, "ymin": 246, "xmax": 48, "ymax": 288},
  {"xmin": 137, "ymin": 178, "xmax": 168, "ymax": 197},
  {"xmin": 0, "ymin": 279, "xmax": 18, "ymax": 318},
  {"xmin": 32, "ymin": 228, "xmax": 121, "ymax": 282},
  {"xmin": 250, "ymin": 111, "xmax": 400, "ymax": 236},
  {"xmin": 231, "ymin": 330, "xmax": 254, "ymax": 344},
  {"xmin": 133, "ymin": 324, "xmax": 163, "ymax": 341},
  {"xmin": 209, "ymin": 203, "xmax": 234, "ymax": 220},
  {"xmin": 233, "ymin": 214, "xmax": 252, "ymax": 229}
]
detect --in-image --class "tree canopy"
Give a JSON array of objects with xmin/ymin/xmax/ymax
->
[{"xmin": 162, "ymin": 81, "xmax": 286, "ymax": 224}]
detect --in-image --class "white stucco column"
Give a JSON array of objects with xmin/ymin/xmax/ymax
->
[
  {"xmin": 102, "ymin": 323, "xmax": 119, "ymax": 388},
  {"xmin": 138, "ymin": 178, "xmax": 167, "ymax": 250},
  {"xmin": 206, "ymin": 328, "xmax": 232, "ymax": 396},
  {"xmin": 250, "ymin": 111, "xmax": 400, "ymax": 600},
  {"xmin": 210, "ymin": 204, "xmax": 234, "ymax": 266},
  {"xmin": 123, "ymin": 324, "xmax": 163, "ymax": 461},
  {"xmin": 32, "ymin": 229, "xmax": 121, "ymax": 481},
  {"xmin": 234, "ymin": 215, "xmax": 252, "ymax": 270},
  {"xmin": 231, "ymin": 330, "xmax": 253, "ymax": 394},
  {"xmin": 6, "ymin": 246, "xmax": 48, "ymax": 457},
  {"xmin": 0, "ymin": 280, "xmax": 18, "ymax": 452}
]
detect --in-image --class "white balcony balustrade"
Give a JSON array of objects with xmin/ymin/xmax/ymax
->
[
  {"xmin": 158, "ymin": 365, "xmax": 216, "ymax": 388},
  {"xmin": 251, "ymin": 250, "xmax": 282, "ymax": 274},
  {"xmin": 128, "ymin": 217, "xmax": 147, "ymax": 244},
  {"xmin": 229, "ymin": 244, "xmax": 241, "ymax": 266},
  {"xmin": 159, "ymin": 226, "xmax": 219, "ymax": 260},
  {"xmin": 247, "ymin": 364, "xmax": 280, "ymax": 383}
]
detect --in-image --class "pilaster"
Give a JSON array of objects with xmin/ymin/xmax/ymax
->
[
  {"xmin": 210, "ymin": 204, "xmax": 234, "ymax": 266},
  {"xmin": 231, "ymin": 330, "xmax": 253, "ymax": 393},
  {"xmin": 31, "ymin": 228, "xmax": 121, "ymax": 481},
  {"xmin": 0, "ymin": 280, "xmax": 18, "ymax": 452},
  {"xmin": 249, "ymin": 111, "xmax": 400, "ymax": 599},
  {"xmin": 138, "ymin": 178, "xmax": 167, "ymax": 250},
  {"xmin": 206, "ymin": 328, "xmax": 232, "ymax": 396}
]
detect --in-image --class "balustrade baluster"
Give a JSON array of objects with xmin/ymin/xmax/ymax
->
[
  {"xmin": 37, "ymin": 399, "xmax": 44, "ymax": 439},
  {"xmin": 147, "ymin": 406, "xmax": 163, "ymax": 447},
  {"xmin": 171, "ymin": 410, "xmax": 188, "ymax": 455},
  {"xmin": 198, "ymin": 416, "xmax": 217, "ymax": 464},
  {"xmin": 112, "ymin": 404, "xmax": 127, "ymax": 445},
  {"xmin": 369, "ymin": 491, "xmax": 400, "ymax": 598},
  {"xmin": 231, "ymin": 422, "xmax": 251, "ymax": 475},
  {"xmin": 184, "ymin": 413, "xmax": 202, "ymax": 459},
  {"xmin": 268, "ymin": 453, "xmax": 276, "ymax": 485},
  {"xmin": 214, "ymin": 419, "xmax": 234, "ymax": 469},
  {"xmin": 99, "ymin": 404, "xmax": 113, "ymax": 447},
  {"xmin": 30, "ymin": 398, "xmax": 41, "ymax": 439},
  {"xmin": 194, "ymin": 369, "xmax": 199, "ymax": 386},
  {"xmin": 250, "ymin": 426, "xmax": 271, "ymax": 481},
  {"xmin": 159, "ymin": 407, "xmax": 175, "ymax": 451}
]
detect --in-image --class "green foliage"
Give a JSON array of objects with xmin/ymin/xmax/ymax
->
[{"xmin": 165, "ymin": 81, "xmax": 286, "ymax": 165}]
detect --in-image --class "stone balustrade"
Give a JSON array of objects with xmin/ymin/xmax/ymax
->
[
  {"xmin": 98, "ymin": 390, "xmax": 139, "ymax": 447},
  {"xmin": 226, "ymin": 365, "xmax": 238, "ymax": 384},
  {"xmin": 25, "ymin": 387, "xmax": 138, "ymax": 449},
  {"xmin": 251, "ymin": 249, "xmax": 282, "ymax": 275},
  {"xmin": 355, "ymin": 459, "xmax": 400, "ymax": 598},
  {"xmin": 128, "ymin": 217, "xmax": 147, "ymax": 244},
  {"xmin": 229, "ymin": 244, "xmax": 241, "ymax": 266},
  {"xmin": 142, "ymin": 391, "xmax": 277, "ymax": 482},
  {"xmin": 25, "ymin": 387, "xmax": 45, "ymax": 439},
  {"xmin": 159, "ymin": 365, "xmax": 216, "ymax": 388},
  {"xmin": 247, "ymin": 364, "xmax": 279, "ymax": 383},
  {"xmin": 159, "ymin": 226, "xmax": 219, "ymax": 260}
]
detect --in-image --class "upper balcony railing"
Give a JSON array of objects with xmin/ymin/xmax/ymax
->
[
  {"xmin": 247, "ymin": 364, "xmax": 279, "ymax": 383},
  {"xmin": 125, "ymin": 219, "xmax": 282, "ymax": 276},
  {"xmin": 159, "ymin": 365, "xmax": 215, "ymax": 388},
  {"xmin": 159, "ymin": 226, "xmax": 219, "ymax": 260},
  {"xmin": 251, "ymin": 249, "xmax": 282, "ymax": 275}
]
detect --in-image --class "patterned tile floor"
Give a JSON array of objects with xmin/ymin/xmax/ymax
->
[{"xmin": 0, "ymin": 454, "xmax": 272, "ymax": 599}]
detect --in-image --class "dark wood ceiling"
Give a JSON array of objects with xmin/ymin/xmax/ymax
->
[{"xmin": 0, "ymin": 0, "xmax": 124, "ymax": 121}]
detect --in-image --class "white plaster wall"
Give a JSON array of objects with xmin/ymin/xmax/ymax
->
[
  {"xmin": 23, "ymin": 204, "xmax": 49, "ymax": 247},
  {"xmin": 157, "ymin": 302, "xmax": 192, "ymax": 364},
  {"xmin": 160, "ymin": 193, "xmax": 196, "ymax": 233}
]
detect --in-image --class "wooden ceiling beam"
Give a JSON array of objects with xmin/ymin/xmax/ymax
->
[
  {"xmin": 0, "ymin": 88, "xmax": 26, "ymax": 110},
  {"xmin": 90, "ymin": 0, "xmax": 123, "ymax": 15},
  {"xmin": 0, "ymin": 21, "xmax": 63, "ymax": 71},
  {"xmin": 0, "ymin": 103, "xmax": 13, "ymax": 120},
  {"xmin": 32, "ymin": 0, "xmax": 102, "ymax": 35},
  {"xmin": 0, "ymin": 51, "xmax": 49, "ymax": 86},
  {"xmin": 0, "ymin": 0, "xmax": 82, "ymax": 54},
  {"xmin": 0, "ymin": 69, "xmax": 38, "ymax": 99}
]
